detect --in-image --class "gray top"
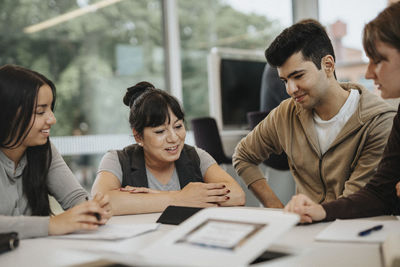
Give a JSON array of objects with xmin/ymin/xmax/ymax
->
[
  {"xmin": 0, "ymin": 143, "xmax": 89, "ymax": 239},
  {"xmin": 97, "ymin": 146, "xmax": 216, "ymax": 190}
]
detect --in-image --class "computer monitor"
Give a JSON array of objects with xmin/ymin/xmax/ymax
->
[{"xmin": 208, "ymin": 47, "xmax": 266, "ymax": 130}]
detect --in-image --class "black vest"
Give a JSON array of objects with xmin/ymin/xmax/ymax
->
[{"xmin": 117, "ymin": 144, "xmax": 203, "ymax": 188}]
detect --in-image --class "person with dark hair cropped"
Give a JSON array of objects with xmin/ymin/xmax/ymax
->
[
  {"xmin": 285, "ymin": 2, "xmax": 400, "ymax": 223},
  {"xmin": 259, "ymin": 18, "xmax": 324, "ymax": 112},
  {"xmin": 233, "ymin": 21, "xmax": 396, "ymax": 208},
  {"xmin": 0, "ymin": 64, "xmax": 111, "ymax": 239},
  {"xmin": 91, "ymin": 82, "xmax": 245, "ymax": 215}
]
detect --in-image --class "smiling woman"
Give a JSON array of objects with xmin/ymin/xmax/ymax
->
[
  {"xmin": 91, "ymin": 81, "xmax": 245, "ymax": 215},
  {"xmin": 0, "ymin": 64, "xmax": 112, "ymax": 239}
]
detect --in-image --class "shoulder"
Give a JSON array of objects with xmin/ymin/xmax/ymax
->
[
  {"xmin": 270, "ymin": 98, "xmax": 299, "ymax": 118},
  {"xmin": 342, "ymin": 82, "xmax": 397, "ymax": 120},
  {"xmin": 193, "ymin": 146, "xmax": 215, "ymax": 162},
  {"xmin": 192, "ymin": 146, "xmax": 217, "ymax": 176},
  {"xmin": 101, "ymin": 150, "xmax": 119, "ymax": 162},
  {"xmin": 50, "ymin": 141, "xmax": 60, "ymax": 155},
  {"xmin": 259, "ymin": 98, "xmax": 300, "ymax": 128},
  {"xmin": 182, "ymin": 144, "xmax": 200, "ymax": 160},
  {"xmin": 180, "ymin": 144, "xmax": 216, "ymax": 166},
  {"xmin": 49, "ymin": 142, "xmax": 64, "ymax": 164},
  {"xmin": 116, "ymin": 144, "xmax": 143, "ymax": 160},
  {"xmin": 120, "ymin": 144, "xmax": 142, "ymax": 153}
]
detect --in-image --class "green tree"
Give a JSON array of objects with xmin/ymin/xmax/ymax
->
[{"xmin": 0, "ymin": 0, "xmax": 281, "ymax": 135}]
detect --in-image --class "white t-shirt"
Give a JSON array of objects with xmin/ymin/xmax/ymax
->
[
  {"xmin": 313, "ymin": 89, "xmax": 360, "ymax": 155},
  {"xmin": 97, "ymin": 146, "xmax": 216, "ymax": 190}
]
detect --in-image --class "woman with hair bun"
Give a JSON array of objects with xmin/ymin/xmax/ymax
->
[{"xmin": 92, "ymin": 82, "xmax": 245, "ymax": 215}]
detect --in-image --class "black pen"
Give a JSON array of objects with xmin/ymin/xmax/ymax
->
[
  {"xmin": 358, "ymin": 224, "xmax": 383, "ymax": 236},
  {"xmin": 85, "ymin": 196, "xmax": 101, "ymax": 221}
]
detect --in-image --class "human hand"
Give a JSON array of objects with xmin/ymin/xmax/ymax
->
[
  {"xmin": 173, "ymin": 182, "xmax": 230, "ymax": 208},
  {"xmin": 396, "ymin": 182, "xmax": 400, "ymax": 198},
  {"xmin": 48, "ymin": 200, "xmax": 107, "ymax": 236},
  {"xmin": 119, "ymin": 185, "xmax": 160, "ymax": 194},
  {"xmin": 92, "ymin": 192, "xmax": 113, "ymax": 222},
  {"xmin": 284, "ymin": 194, "xmax": 326, "ymax": 223}
]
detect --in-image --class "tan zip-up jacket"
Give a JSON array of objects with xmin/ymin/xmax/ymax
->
[{"xmin": 233, "ymin": 83, "xmax": 396, "ymax": 203}]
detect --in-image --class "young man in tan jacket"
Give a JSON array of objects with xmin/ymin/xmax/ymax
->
[{"xmin": 233, "ymin": 21, "xmax": 396, "ymax": 208}]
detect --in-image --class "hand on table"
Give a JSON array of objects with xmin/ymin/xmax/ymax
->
[
  {"xmin": 284, "ymin": 194, "xmax": 326, "ymax": 223},
  {"xmin": 173, "ymin": 182, "xmax": 230, "ymax": 208},
  {"xmin": 48, "ymin": 195, "xmax": 109, "ymax": 236},
  {"xmin": 92, "ymin": 192, "xmax": 112, "ymax": 221}
]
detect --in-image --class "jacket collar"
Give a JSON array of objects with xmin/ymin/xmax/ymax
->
[{"xmin": 295, "ymin": 82, "xmax": 396, "ymax": 156}]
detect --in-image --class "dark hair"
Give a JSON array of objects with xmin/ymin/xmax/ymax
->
[
  {"xmin": 0, "ymin": 64, "xmax": 56, "ymax": 216},
  {"xmin": 265, "ymin": 21, "xmax": 335, "ymax": 69},
  {"xmin": 123, "ymin": 81, "xmax": 184, "ymax": 136},
  {"xmin": 363, "ymin": 2, "xmax": 400, "ymax": 62}
]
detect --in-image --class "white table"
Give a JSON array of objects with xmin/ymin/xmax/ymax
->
[{"xmin": 0, "ymin": 212, "xmax": 393, "ymax": 267}]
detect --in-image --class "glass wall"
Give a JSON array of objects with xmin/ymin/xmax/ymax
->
[
  {"xmin": 0, "ymin": 0, "xmax": 165, "ymax": 189},
  {"xmin": 319, "ymin": 0, "xmax": 387, "ymax": 92},
  {"xmin": 1, "ymin": 0, "xmax": 165, "ymax": 136},
  {"xmin": 178, "ymin": 0, "xmax": 292, "ymax": 123}
]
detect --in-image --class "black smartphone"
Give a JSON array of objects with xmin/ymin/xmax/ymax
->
[{"xmin": 156, "ymin": 206, "xmax": 203, "ymax": 225}]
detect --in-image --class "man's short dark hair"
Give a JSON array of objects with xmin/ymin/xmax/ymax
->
[{"xmin": 265, "ymin": 22, "xmax": 335, "ymax": 69}]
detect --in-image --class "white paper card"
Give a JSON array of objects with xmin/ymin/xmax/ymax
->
[
  {"xmin": 316, "ymin": 219, "xmax": 400, "ymax": 243},
  {"xmin": 51, "ymin": 223, "xmax": 159, "ymax": 240},
  {"xmin": 179, "ymin": 219, "xmax": 264, "ymax": 250},
  {"xmin": 139, "ymin": 207, "xmax": 299, "ymax": 267}
]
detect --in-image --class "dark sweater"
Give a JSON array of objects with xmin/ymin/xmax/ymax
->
[{"xmin": 323, "ymin": 104, "xmax": 400, "ymax": 221}]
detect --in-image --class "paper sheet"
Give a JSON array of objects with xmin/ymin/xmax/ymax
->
[
  {"xmin": 316, "ymin": 219, "xmax": 400, "ymax": 243},
  {"xmin": 51, "ymin": 223, "xmax": 159, "ymax": 240}
]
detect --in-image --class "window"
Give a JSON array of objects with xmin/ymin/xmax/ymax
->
[
  {"xmin": 0, "ymin": 0, "xmax": 165, "ymax": 189},
  {"xmin": 178, "ymin": 0, "xmax": 292, "ymax": 122},
  {"xmin": 319, "ymin": 0, "xmax": 387, "ymax": 91}
]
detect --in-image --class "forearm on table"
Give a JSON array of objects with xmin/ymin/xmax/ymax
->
[
  {"xmin": 322, "ymin": 189, "xmax": 389, "ymax": 221},
  {"xmin": 106, "ymin": 190, "xmax": 177, "ymax": 215},
  {"xmin": 0, "ymin": 215, "xmax": 49, "ymax": 239},
  {"xmin": 249, "ymin": 179, "xmax": 284, "ymax": 208}
]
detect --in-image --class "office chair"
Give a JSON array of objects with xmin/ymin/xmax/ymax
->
[
  {"xmin": 247, "ymin": 111, "xmax": 289, "ymax": 171},
  {"xmin": 190, "ymin": 117, "xmax": 232, "ymax": 165}
]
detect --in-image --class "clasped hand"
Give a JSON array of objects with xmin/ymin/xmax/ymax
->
[
  {"xmin": 117, "ymin": 182, "xmax": 230, "ymax": 208},
  {"xmin": 174, "ymin": 182, "xmax": 230, "ymax": 207},
  {"xmin": 284, "ymin": 194, "xmax": 326, "ymax": 223}
]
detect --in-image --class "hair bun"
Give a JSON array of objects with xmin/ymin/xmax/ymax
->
[{"xmin": 123, "ymin": 81, "xmax": 155, "ymax": 107}]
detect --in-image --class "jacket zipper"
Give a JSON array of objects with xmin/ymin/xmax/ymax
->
[{"xmin": 318, "ymin": 158, "xmax": 327, "ymax": 204}]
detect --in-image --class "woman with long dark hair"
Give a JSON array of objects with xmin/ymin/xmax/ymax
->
[{"xmin": 0, "ymin": 64, "xmax": 111, "ymax": 239}]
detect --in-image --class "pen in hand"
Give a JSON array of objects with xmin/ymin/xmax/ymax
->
[
  {"xmin": 85, "ymin": 196, "xmax": 101, "ymax": 222},
  {"xmin": 358, "ymin": 224, "xmax": 383, "ymax": 236}
]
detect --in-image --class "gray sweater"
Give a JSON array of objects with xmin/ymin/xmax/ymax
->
[{"xmin": 0, "ymin": 143, "xmax": 88, "ymax": 239}]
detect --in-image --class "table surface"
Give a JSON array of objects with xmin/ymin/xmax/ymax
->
[{"xmin": 0, "ymin": 211, "xmax": 394, "ymax": 267}]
